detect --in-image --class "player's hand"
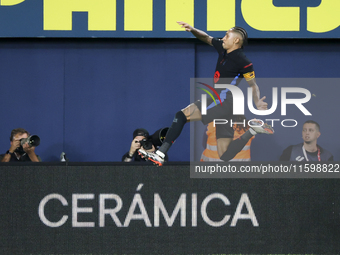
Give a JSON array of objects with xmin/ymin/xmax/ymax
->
[
  {"xmin": 256, "ymin": 96, "xmax": 268, "ymax": 110},
  {"xmin": 177, "ymin": 21, "xmax": 193, "ymax": 32}
]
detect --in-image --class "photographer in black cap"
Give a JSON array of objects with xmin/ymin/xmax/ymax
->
[
  {"xmin": 122, "ymin": 128, "xmax": 168, "ymax": 162},
  {"xmin": 0, "ymin": 128, "xmax": 41, "ymax": 162}
]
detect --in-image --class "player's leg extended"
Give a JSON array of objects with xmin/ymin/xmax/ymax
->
[
  {"xmin": 219, "ymin": 131, "xmax": 254, "ymax": 161},
  {"xmin": 160, "ymin": 103, "xmax": 202, "ymax": 153},
  {"xmin": 216, "ymin": 137, "xmax": 233, "ymax": 158},
  {"xmin": 219, "ymin": 119, "xmax": 274, "ymax": 161},
  {"xmin": 214, "ymin": 120, "xmax": 245, "ymax": 161},
  {"xmin": 139, "ymin": 103, "xmax": 202, "ymax": 166}
]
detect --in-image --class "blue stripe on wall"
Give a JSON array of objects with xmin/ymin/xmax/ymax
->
[{"xmin": 0, "ymin": 38, "xmax": 339, "ymax": 161}]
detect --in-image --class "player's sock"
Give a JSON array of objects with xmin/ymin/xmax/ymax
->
[
  {"xmin": 158, "ymin": 111, "xmax": 187, "ymax": 155},
  {"xmin": 220, "ymin": 130, "xmax": 254, "ymax": 161}
]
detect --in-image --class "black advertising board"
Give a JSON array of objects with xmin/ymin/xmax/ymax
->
[{"xmin": 1, "ymin": 162, "xmax": 340, "ymax": 254}]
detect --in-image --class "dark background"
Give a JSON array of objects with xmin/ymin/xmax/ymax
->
[
  {"xmin": 1, "ymin": 163, "xmax": 340, "ymax": 254},
  {"xmin": 0, "ymin": 38, "xmax": 339, "ymax": 162}
]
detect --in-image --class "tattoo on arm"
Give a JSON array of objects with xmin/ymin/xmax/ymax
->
[{"xmin": 191, "ymin": 28, "xmax": 213, "ymax": 46}]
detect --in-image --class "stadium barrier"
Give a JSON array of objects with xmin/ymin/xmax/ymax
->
[{"xmin": 1, "ymin": 162, "xmax": 339, "ymax": 254}]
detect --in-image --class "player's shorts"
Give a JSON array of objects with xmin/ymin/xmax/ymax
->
[{"xmin": 194, "ymin": 91, "xmax": 234, "ymax": 139}]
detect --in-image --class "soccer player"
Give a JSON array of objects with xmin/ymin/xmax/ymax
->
[{"xmin": 139, "ymin": 22, "xmax": 274, "ymax": 166}]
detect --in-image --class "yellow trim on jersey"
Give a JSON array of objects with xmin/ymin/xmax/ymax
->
[{"xmin": 243, "ymin": 71, "xmax": 255, "ymax": 81}]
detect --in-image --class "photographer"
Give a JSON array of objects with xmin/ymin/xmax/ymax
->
[
  {"xmin": 0, "ymin": 128, "xmax": 41, "ymax": 162},
  {"xmin": 122, "ymin": 128, "xmax": 168, "ymax": 162}
]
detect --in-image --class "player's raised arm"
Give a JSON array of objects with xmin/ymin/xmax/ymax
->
[{"xmin": 177, "ymin": 21, "xmax": 213, "ymax": 46}]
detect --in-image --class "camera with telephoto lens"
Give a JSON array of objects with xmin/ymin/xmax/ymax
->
[
  {"xmin": 139, "ymin": 138, "xmax": 153, "ymax": 150},
  {"xmin": 16, "ymin": 135, "xmax": 40, "ymax": 154},
  {"xmin": 139, "ymin": 127, "xmax": 168, "ymax": 150}
]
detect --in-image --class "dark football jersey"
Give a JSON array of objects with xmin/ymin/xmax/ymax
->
[{"xmin": 212, "ymin": 37, "xmax": 255, "ymax": 87}]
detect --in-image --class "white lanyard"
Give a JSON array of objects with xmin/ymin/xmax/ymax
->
[{"xmin": 302, "ymin": 145, "xmax": 321, "ymax": 161}]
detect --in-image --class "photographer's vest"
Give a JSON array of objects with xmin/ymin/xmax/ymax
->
[
  {"xmin": 200, "ymin": 123, "xmax": 254, "ymax": 162},
  {"xmin": 289, "ymin": 143, "xmax": 332, "ymax": 161}
]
